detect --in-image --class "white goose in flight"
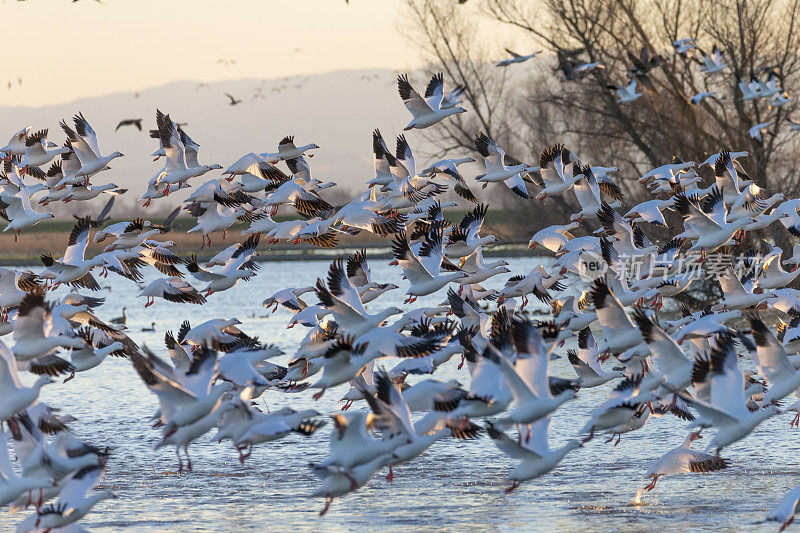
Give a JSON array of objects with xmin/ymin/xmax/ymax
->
[
  {"xmin": 473, "ymin": 132, "xmax": 533, "ymax": 197},
  {"xmin": 642, "ymin": 431, "xmax": 728, "ymax": 491},
  {"xmin": 60, "ymin": 113, "xmax": 124, "ymax": 183},
  {"xmin": 397, "ymin": 73, "xmax": 466, "ymax": 130}
]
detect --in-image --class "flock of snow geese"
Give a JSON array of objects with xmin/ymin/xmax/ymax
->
[{"xmin": 3, "ymin": 41, "xmax": 800, "ymax": 532}]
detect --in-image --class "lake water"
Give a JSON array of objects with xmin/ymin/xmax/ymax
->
[{"xmin": 1, "ymin": 256, "xmax": 795, "ymax": 532}]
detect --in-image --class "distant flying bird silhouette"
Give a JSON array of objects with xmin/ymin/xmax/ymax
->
[
  {"xmin": 225, "ymin": 93, "xmax": 242, "ymax": 106},
  {"xmin": 116, "ymin": 119, "xmax": 143, "ymax": 131}
]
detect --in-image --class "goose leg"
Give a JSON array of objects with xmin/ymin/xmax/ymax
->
[
  {"xmin": 644, "ymin": 476, "xmax": 658, "ymax": 492},
  {"xmin": 312, "ymin": 388, "xmax": 326, "ymax": 401},
  {"xmin": 386, "ymin": 466, "xmax": 394, "ymax": 482},
  {"xmin": 504, "ymin": 481, "xmax": 520, "ymax": 493},
  {"xmin": 319, "ymin": 496, "xmax": 332, "ymax": 516}
]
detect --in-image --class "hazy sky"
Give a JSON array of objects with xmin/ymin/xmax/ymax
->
[{"xmin": 3, "ymin": 0, "xmax": 427, "ymax": 106}]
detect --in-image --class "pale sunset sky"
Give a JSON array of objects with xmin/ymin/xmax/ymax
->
[{"xmin": 2, "ymin": 0, "xmax": 436, "ymax": 107}]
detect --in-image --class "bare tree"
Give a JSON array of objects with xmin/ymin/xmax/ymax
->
[{"xmin": 403, "ymin": 0, "xmax": 800, "ymax": 222}]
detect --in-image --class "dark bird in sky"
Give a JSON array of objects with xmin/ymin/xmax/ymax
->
[
  {"xmin": 115, "ymin": 119, "xmax": 143, "ymax": 131},
  {"xmin": 225, "ymin": 93, "xmax": 242, "ymax": 106}
]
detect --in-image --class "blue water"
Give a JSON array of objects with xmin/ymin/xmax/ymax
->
[{"xmin": 1, "ymin": 257, "xmax": 793, "ymax": 531}]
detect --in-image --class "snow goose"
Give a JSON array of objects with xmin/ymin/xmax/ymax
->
[
  {"xmin": 19, "ymin": 129, "xmax": 69, "ymax": 170},
  {"xmin": 397, "ymin": 73, "xmax": 466, "ymax": 130},
  {"xmin": 360, "ymin": 370, "xmax": 479, "ymax": 480},
  {"xmin": 8, "ymin": 412, "xmax": 103, "ymax": 488},
  {"xmin": 458, "ymin": 247, "xmax": 509, "ymax": 285},
  {"xmin": 484, "ymin": 316, "xmax": 575, "ymax": 425},
  {"xmin": 498, "ymin": 266, "xmax": 566, "ymax": 307},
  {"xmin": 0, "ymin": 126, "xmax": 30, "ymax": 156},
  {"xmin": 241, "ymin": 212, "xmax": 280, "ymax": 237},
  {"xmin": 234, "ymin": 404, "xmax": 323, "ymax": 459},
  {"xmin": 137, "ymin": 276, "xmax": 206, "ymax": 307},
  {"xmin": 579, "ymin": 375, "xmax": 646, "ymax": 442},
  {"xmin": 747, "ymin": 314, "xmax": 800, "ymax": 405},
  {"xmin": 496, "ymin": 48, "xmax": 541, "ymax": 67},
  {"xmin": 367, "ymin": 129, "xmax": 394, "ymax": 187},
  {"xmin": 473, "ymin": 133, "xmax": 533, "ymax": 196},
  {"xmin": 698, "ymin": 150, "xmax": 749, "ymax": 169},
  {"xmin": 728, "ymin": 183, "xmax": 784, "ymax": 221},
  {"xmin": 156, "ymin": 399, "xmax": 236, "ymax": 472},
  {"xmin": 312, "ymin": 452, "xmax": 393, "ymax": 516},
  {"xmin": 262, "ymin": 286, "xmax": 315, "ymax": 313},
  {"xmin": 309, "ymin": 336, "xmax": 381, "ymax": 401},
  {"xmin": 61, "ymin": 113, "xmax": 123, "ymax": 182},
  {"xmin": 589, "ymin": 278, "xmax": 643, "ymax": 354},
  {"xmin": 39, "ymin": 218, "xmax": 104, "ymax": 290},
  {"xmin": 315, "ymin": 258, "xmax": 402, "ymax": 335},
  {"xmin": 316, "ymin": 410, "xmax": 407, "ymax": 471},
  {"xmin": 749, "ymin": 121, "xmax": 772, "ymax": 141},
  {"xmin": 631, "ymin": 309, "xmax": 693, "ymax": 392},
  {"xmin": 639, "ymin": 160, "xmax": 696, "ymax": 183},
  {"xmin": 553, "ymin": 292, "xmax": 596, "ymax": 333},
  {"xmin": 642, "ymin": 431, "xmax": 729, "ymax": 491},
  {"xmin": 711, "ymin": 265, "xmax": 773, "ymax": 311},
  {"xmin": 332, "ymin": 198, "xmax": 406, "ymax": 236},
  {"xmin": 556, "ymin": 51, "xmax": 605, "ymax": 80},
  {"xmin": 0, "ymin": 341, "xmax": 53, "ymax": 419},
  {"xmin": 152, "ymin": 112, "xmax": 202, "ymax": 194},
  {"xmin": 102, "ymin": 218, "xmax": 163, "ymax": 252},
  {"xmin": 673, "ymin": 189, "xmax": 755, "ymax": 252},
  {"xmin": 0, "ymin": 268, "xmax": 41, "ymax": 310},
  {"xmin": 570, "ymin": 166, "xmax": 623, "ymax": 222},
  {"xmin": 444, "ymin": 203, "xmax": 497, "ymax": 258},
  {"xmin": 392, "ymin": 226, "xmax": 466, "ymax": 303},
  {"xmin": 698, "ymin": 44, "xmax": 726, "ymax": 73},
  {"xmin": 623, "ymin": 198, "xmax": 673, "ymax": 226},
  {"xmin": 181, "ymin": 318, "xmax": 243, "ymax": 348},
  {"xmin": 63, "ymin": 328, "xmax": 125, "ymax": 381},
  {"xmin": 217, "ymin": 340, "xmax": 282, "ymax": 389},
  {"xmin": 566, "ymin": 327, "xmax": 622, "ymax": 387},
  {"xmin": 264, "ymin": 177, "xmax": 332, "ymax": 217},
  {"xmin": 61, "ymin": 183, "xmax": 125, "ymax": 203},
  {"xmin": 267, "ymin": 135, "xmax": 319, "ymax": 160},
  {"xmin": 185, "ymin": 202, "xmax": 250, "ymax": 249},
  {"xmin": 487, "ymin": 417, "xmax": 581, "ymax": 493},
  {"xmin": 528, "ymin": 222, "xmax": 579, "ymax": 252},
  {"xmin": 185, "ymin": 235, "xmax": 259, "ymax": 296},
  {"xmin": 689, "ymin": 91, "xmax": 721, "ymax": 105},
  {"xmin": 1, "ymin": 171, "xmax": 54, "ymax": 239},
  {"xmin": 11, "ymin": 292, "xmax": 86, "ymax": 364},
  {"xmin": 429, "ymin": 163, "xmax": 478, "ymax": 203},
  {"xmin": 130, "ymin": 345, "xmax": 234, "ymax": 435},
  {"xmin": 0, "ymin": 427, "xmax": 52, "ymax": 507},
  {"xmin": 767, "ymin": 484, "xmax": 800, "ymax": 531},
  {"xmin": 755, "ymin": 244, "xmax": 800, "ymax": 289},
  {"xmin": 535, "ymin": 144, "xmax": 584, "ymax": 200},
  {"xmin": 678, "ymin": 332, "xmax": 778, "ymax": 453},
  {"xmin": 177, "ymin": 126, "xmax": 222, "ymax": 175},
  {"xmin": 608, "ymin": 79, "xmax": 641, "ymax": 103},
  {"xmin": 28, "ymin": 464, "xmax": 115, "ymax": 531}
]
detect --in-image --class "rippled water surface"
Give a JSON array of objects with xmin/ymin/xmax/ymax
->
[{"xmin": 2, "ymin": 257, "xmax": 796, "ymax": 532}]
